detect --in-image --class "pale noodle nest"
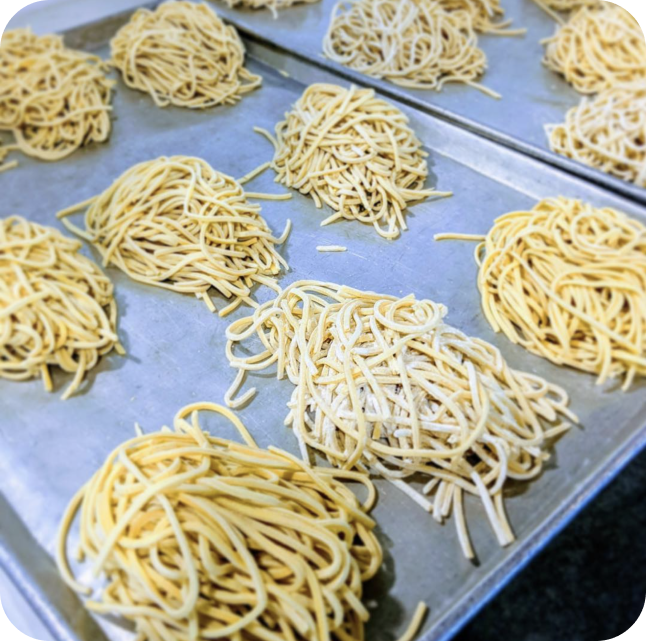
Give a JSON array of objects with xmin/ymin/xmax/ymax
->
[
  {"xmin": 547, "ymin": 84, "xmax": 646, "ymax": 186},
  {"xmin": 437, "ymin": 0, "xmax": 525, "ymax": 35},
  {"xmin": 0, "ymin": 216, "xmax": 121, "ymax": 399},
  {"xmin": 257, "ymin": 83, "xmax": 450, "ymax": 240},
  {"xmin": 110, "ymin": 1, "xmax": 261, "ymax": 109},
  {"xmin": 323, "ymin": 0, "xmax": 498, "ymax": 97},
  {"xmin": 542, "ymin": 3, "xmax": 646, "ymax": 94},
  {"xmin": 222, "ymin": 0, "xmax": 321, "ymax": 18},
  {"xmin": 461, "ymin": 197, "xmax": 646, "ymax": 389},
  {"xmin": 0, "ymin": 29, "xmax": 113, "ymax": 167},
  {"xmin": 57, "ymin": 156, "xmax": 290, "ymax": 317},
  {"xmin": 225, "ymin": 280, "xmax": 576, "ymax": 558},
  {"xmin": 57, "ymin": 402, "xmax": 384, "ymax": 641}
]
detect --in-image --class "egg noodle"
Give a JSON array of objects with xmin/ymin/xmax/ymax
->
[
  {"xmin": 255, "ymin": 83, "xmax": 451, "ymax": 240},
  {"xmin": 225, "ymin": 280, "xmax": 576, "ymax": 558},
  {"xmin": 546, "ymin": 84, "xmax": 646, "ymax": 187},
  {"xmin": 435, "ymin": 197, "xmax": 646, "ymax": 389},
  {"xmin": 0, "ymin": 29, "xmax": 113, "ymax": 169},
  {"xmin": 220, "ymin": 0, "xmax": 321, "ymax": 19},
  {"xmin": 542, "ymin": 3, "xmax": 646, "ymax": 94},
  {"xmin": 0, "ymin": 216, "xmax": 122, "ymax": 399},
  {"xmin": 438, "ymin": 0, "xmax": 526, "ymax": 35},
  {"xmin": 531, "ymin": 0, "xmax": 602, "ymax": 25},
  {"xmin": 111, "ymin": 1, "xmax": 261, "ymax": 109},
  {"xmin": 323, "ymin": 0, "xmax": 500, "ymax": 97},
  {"xmin": 57, "ymin": 156, "xmax": 291, "ymax": 317}
]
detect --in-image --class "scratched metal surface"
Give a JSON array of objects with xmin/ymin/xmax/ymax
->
[
  {"xmin": 212, "ymin": 0, "xmax": 646, "ymax": 205},
  {"xmin": 1, "ymin": 8, "xmax": 646, "ymax": 641}
]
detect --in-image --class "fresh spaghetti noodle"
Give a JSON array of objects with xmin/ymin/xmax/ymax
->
[
  {"xmin": 0, "ymin": 28, "xmax": 113, "ymax": 165},
  {"xmin": 57, "ymin": 156, "xmax": 290, "ymax": 316},
  {"xmin": 546, "ymin": 84, "xmax": 646, "ymax": 186},
  {"xmin": 256, "ymin": 83, "xmax": 451, "ymax": 240},
  {"xmin": 323, "ymin": 0, "xmax": 499, "ymax": 97},
  {"xmin": 111, "ymin": 1, "xmax": 261, "ymax": 109},
  {"xmin": 221, "ymin": 0, "xmax": 321, "ymax": 19},
  {"xmin": 57, "ymin": 401, "xmax": 385, "ymax": 641},
  {"xmin": 542, "ymin": 3, "xmax": 646, "ymax": 94},
  {"xmin": 0, "ymin": 216, "xmax": 121, "ymax": 399},
  {"xmin": 435, "ymin": 197, "xmax": 646, "ymax": 388},
  {"xmin": 225, "ymin": 280, "xmax": 576, "ymax": 557}
]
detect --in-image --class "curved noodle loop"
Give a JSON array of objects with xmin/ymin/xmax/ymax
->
[
  {"xmin": 258, "ymin": 83, "xmax": 450, "ymax": 239},
  {"xmin": 0, "ymin": 216, "xmax": 121, "ymax": 399},
  {"xmin": 0, "ymin": 29, "xmax": 113, "ymax": 165},
  {"xmin": 57, "ymin": 402, "xmax": 383, "ymax": 641},
  {"xmin": 225, "ymin": 280, "xmax": 576, "ymax": 557},
  {"xmin": 542, "ymin": 3, "xmax": 646, "ymax": 94},
  {"xmin": 58, "ymin": 156, "xmax": 290, "ymax": 316},
  {"xmin": 111, "ymin": 1, "xmax": 261, "ymax": 108}
]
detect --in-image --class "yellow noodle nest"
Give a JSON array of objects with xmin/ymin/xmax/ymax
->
[
  {"xmin": 0, "ymin": 216, "xmax": 121, "ymax": 399},
  {"xmin": 0, "ymin": 28, "xmax": 114, "ymax": 167},
  {"xmin": 111, "ymin": 1, "xmax": 261, "ymax": 109},
  {"xmin": 440, "ymin": 197, "xmax": 646, "ymax": 389},
  {"xmin": 221, "ymin": 0, "xmax": 321, "ymax": 18},
  {"xmin": 225, "ymin": 280, "xmax": 576, "ymax": 558},
  {"xmin": 57, "ymin": 402, "xmax": 384, "ymax": 641},
  {"xmin": 323, "ymin": 0, "xmax": 498, "ymax": 97},
  {"xmin": 542, "ymin": 3, "xmax": 646, "ymax": 94},
  {"xmin": 58, "ymin": 156, "xmax": 290, "ymax": 316},
  {"xmin": 547, "ymin": 84, "xmax": 646, "ymax": 187},
  {"xmin": 438, "ymin": 0, "xmax": 524, "ymax": 35},
  {"xmin": 256, "ymin": 83, "xmax": 450, "ymax": 240}
]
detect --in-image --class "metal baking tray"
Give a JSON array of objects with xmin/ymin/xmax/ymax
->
[
  {"xmin": 1, "ymin": 5, "xmax": 646, "ymax": 641},
  {"xmin": 212, "ymin": 0, "xmax": 646, "ymax": 206}
]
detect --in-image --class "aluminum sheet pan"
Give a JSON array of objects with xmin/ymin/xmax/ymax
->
[
  {"xmin": 1, "ymin": 8, "xmax": 646, "ymax": 641},
  {"xmin": 212, "ymin": 0, "xmax": 646, "ymax": 206}
]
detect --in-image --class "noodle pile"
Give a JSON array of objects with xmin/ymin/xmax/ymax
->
[
  {"xmin": 225, "ymin": 280, "xmax": 576, "ymax": 557},
  {"xmin": 0, "ymin": 28, "xmax": 113, "ymax": 166},
  {"xmin": 0, "ymin": 216, "xmax": 121, "ymax": 400},
  {"xmin": 221, "ymin": 0, "xmax": 321, "ymax": 19},
  {"xmin": 436, "ymin": 197, "xmax": 646, "ymax": 389},
  {"xmin": 546, "ymin": 84, "xmax": 646, "ymax": 187},
  {"xmin": 542, "ymin": 3, "xmax": 646, "ymax": 94},
  {"xmin": 438, "ymin": 0, "xmax": 525, "ymax": 35},
  {"xmin": 57, "ymin": 402, "xmax": 387, "ymax": 641},
  {"xmin": 57, "ymin": 156, "xmax": 290, "ymax": 317},
  {"xmin": 323, "ymin": 0, "xmax": 499, "ymax": 97},
  {"xmin": 532, "ymin": 0, "xmax": 601, "ymax": 24},
  {"xmin": 257, "ymin": 83, "xmax": 450, "ymax": 240},
  {"xmin": 111, "ymin": 1, "xmax": 261, "ymax": 109}
]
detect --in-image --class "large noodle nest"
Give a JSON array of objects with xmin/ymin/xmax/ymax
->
[
  {"xmin": 542, "ymin": 3, "xmax": 646, "ymax": 94},
  {"xmin": 110, "ymin": 1, "xmax": 261, "ymax": 109},
  {"xmin": 546, "ymin": 84, "xmax": 646, "ymax": 186},
  {"xmin": 0, "ymin": 28, "xmax": 113, "ymax": 167},
  {"xmin": 257, "ymin": 83, "xmax": 450, "ymax": 240},
  {"xmin": 0, "ymin": 216, "xmax": 121, "ymax": 399},
  {"xmin": 57, "ymin": 402, "xmax": 383, "ymax": 641},
  {"xmin": 221, "ymin": 0, "xmax": 321, "ymax": 18},
  {"xmin": 225, "ymin": 280, "xmax": 576, "ymax": 558},
  {"xmin": 57, "ymin": 156, "xmax": 290, "ymax": 317},
  {"xmin": 462, "ymin": 197, "xmax": 646, "ymax": 389},
  {"xmin": 323, "ymin": 0, "xmax": 498, "ymax": 97}
]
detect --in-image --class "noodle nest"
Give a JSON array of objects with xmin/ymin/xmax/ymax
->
[
  {"xmin": 0, "ymin": 216, "xmax": 121, "ymax": 399},
  {"xmin": 57, "ymin": 156, "xmax": 290, "ymax": 317},
  {"xmin": 221, "ymin": 0, "xmax": 321, "ymax": 18},
  {"xmin": 0, "ymin": 28, "xmax": 113, "ymax": 167},
  {"xmin": 57, "ymin": 402, "xmax": 383, "ymax": 641},
  {"xmin": 257, "ymin": 83, "xmax": 450, "ymax": 240},
  {"xmin": 225, "ymin": 280, "xmax": 576, "ymax": 558},
  {"xmin": 437, "ymin": 0, "xmax": 525, "ymax": 35},
  {"xmin": 110, "ymin": 1, "xmax": 261, "ymax": 109}
]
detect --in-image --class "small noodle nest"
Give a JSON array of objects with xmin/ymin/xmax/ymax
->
[
  {"xmin": 547, "ymin": 84, "xmax": 646, "ymax": 187},
  {"xmin": 474, "ymin": 197, "xmax": 646, "ymax": 389},
  {"xmin": 323, "ymin": 0, "xmax": 495, "ymax": 96},
  {"xmin": 0, "ymin": 28, "xmax": 114, "ymax": 165},
  {"xmin": 542, "ymin": 3, "xmax": 646, "ymax": 94},
  {"xmin": 58, "ymin": 156, "xmax": 290, "ymax": 316},
  {"xmin": 437, "ymin": 0, "xmax": 524, "ymax": 35},
  {"xmin": 540, "ymin": 0, "xmax": 600, "ymax": 11},
  {"xmin": 222, "ymin": 0, "xmax": 321, "ymax": 18},
  {"xmin": 57, "ymin": 402, "xmax": 383, "ymax": 641},
  {"xmin": 0, "ymin": 216, "xmax": 120, "ymax": 400},
  {"xmin": 225, "ymin": 281, "xmax": 576, "ymax": 558},
  {"xmin": 110, "ymin": 1, "xmax": 261, "ymax": 109},
  {"xmin": 260, "ymin": 83, "xmax": 449, "ymax": 239}
]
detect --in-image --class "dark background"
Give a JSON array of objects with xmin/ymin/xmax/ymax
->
[{"xmin": 455, "ymin": 447, "xmax": 646, "ymax": 641}]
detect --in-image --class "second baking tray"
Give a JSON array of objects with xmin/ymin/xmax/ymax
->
[
  {"xmin": 1, "ymin": 6, "xmax": 646, "ymax": 641},
  {"xmin": 212, "ymin": 0, "xmax": 646, "ymax": 205}
]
